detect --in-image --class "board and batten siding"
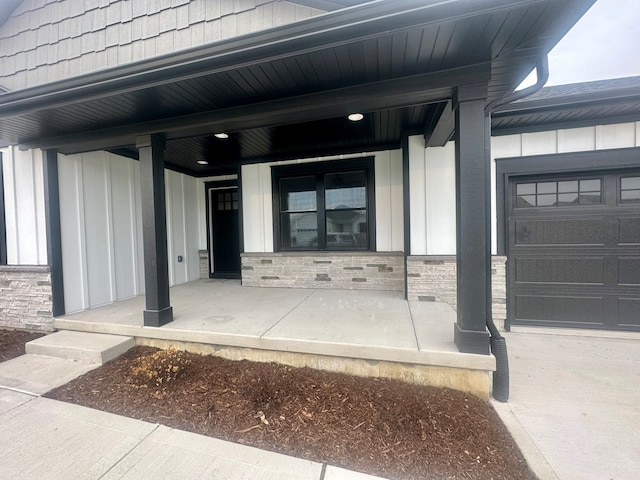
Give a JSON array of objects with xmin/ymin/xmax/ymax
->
[
  {"xmin": 58, "ymin": 151, "xmax": 204, "ymax": 314},
  {"xmin": 0, "ymin": 0, "xmax": 325, "ymax": 91},
  {"xmin": 241, "ymin": 150, "xmax": 404, "ymax": 253},
  {"xmin": 0, "ymin": 146, "xmax": 48, "ymax": 265}
]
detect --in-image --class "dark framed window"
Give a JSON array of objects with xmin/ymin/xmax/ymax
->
[
  {"xmin": 272, "ymin": 158, "xmax": 375, "ymax": 251},
  {"xmin": 620, "ymin": 176, "xmax": 640, "ymax": 204},
  {"xmin": 515, "ymin": 177, "xmax": 602, "ymax": 208}
]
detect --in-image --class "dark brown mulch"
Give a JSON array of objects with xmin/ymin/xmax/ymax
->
[
  {"xmin": 41, "ymin": 345, "xmax": 536, "ymax": 480},
  {"xmin": 0, "ymin": 329, "xmax": 45, "ymax": 362}
]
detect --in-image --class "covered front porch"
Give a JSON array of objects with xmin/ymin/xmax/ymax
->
[{"xmin": 54, "ymin": 280, "xmax": 495, "ymax": 399}]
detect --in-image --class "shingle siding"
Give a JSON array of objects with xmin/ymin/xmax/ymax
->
[{"xmin": 0, "ymin": 0, "xmax": 325, "ymax": 91}]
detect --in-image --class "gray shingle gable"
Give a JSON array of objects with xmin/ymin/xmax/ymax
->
[{"xmin": 0, "ymin": 0, "xmax": 326, "ymax": 91}]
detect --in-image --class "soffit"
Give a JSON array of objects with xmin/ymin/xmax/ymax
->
[{"xmin": 0, "ymin": 0, "xmax": 595, "ymax": 176}]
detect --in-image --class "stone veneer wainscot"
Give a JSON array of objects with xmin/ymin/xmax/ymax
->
[
  {"xmin": 241, "ymin": 252, "xmax": 404, "ymax": 291},
  {"xmin": 407, "ymin": 256, "xmax": 507, "ymax": 329},
  {"xmin": 0, "ymin": 265, "xmax": 54, "ymax": 331}
]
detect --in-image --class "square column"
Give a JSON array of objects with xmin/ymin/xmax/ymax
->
[
  {"xmin": 453, "ymin": 84, "xmax": 491, "ymax": 354},
  {"xmin": 137, "ymin": 134, "xmax": 173, "ymax": 326}
]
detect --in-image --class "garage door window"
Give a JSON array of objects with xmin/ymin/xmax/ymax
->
[
  {"xmin": 620, "ymin": 176, "xmax": 640, "ymax": 204},
  {"xmin": 516, "ymin": 179, "xmax": 602, "ymax": 208}
]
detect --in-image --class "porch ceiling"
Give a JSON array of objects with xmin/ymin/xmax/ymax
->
[{"xmin": 0, "ymin": 0, "xmax": 595, "ymax": 176}]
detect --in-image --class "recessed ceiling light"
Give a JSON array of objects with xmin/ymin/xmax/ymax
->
[
  {"xmin": 197, "ymin": 160, "xmax": 209, "ymax": 165},
  {"xmin": 214, "ymin": 132, "xmax": 229, "ymax": 139},
  {"xmin": 348, "ymin": 113, "xmax": 364, "ymax": 122}
]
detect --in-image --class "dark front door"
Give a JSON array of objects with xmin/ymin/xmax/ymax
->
[
  {"xmin": 208, "ymin": 187, "xmax": 240, "ymax": 278},
  {"xmin": 507, "ymin": 171, "xmax": 640, "ymax": 331}
]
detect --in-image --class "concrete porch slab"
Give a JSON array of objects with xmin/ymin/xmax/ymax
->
[{"xmin": 54, "ymin": 280, "xmax": 495, "ymax": 398}]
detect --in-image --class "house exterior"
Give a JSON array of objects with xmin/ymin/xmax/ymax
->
[{"xmin": 3, "ymin": 0, "xmax": 636, "ymax": 356}]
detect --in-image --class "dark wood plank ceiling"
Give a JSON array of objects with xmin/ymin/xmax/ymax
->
[{"xmin": 0, "ymin": 0, "xmax": 596, "ymax": 176}]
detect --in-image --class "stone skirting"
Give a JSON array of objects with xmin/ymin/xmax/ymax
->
[
  {"xmin": 407, "ymin": 256, "xmax": 507, "ymax": 329},
  {"xmin": 198, "ymin": 250, "xmax": 209, "ymax": 279},
  {"xmin": 0, "ymin": 265, "xmax": 54, "ymax": 331},
  {"xmin": 241, "ymin": 252, "xmax": 404, "ymax": 291}
]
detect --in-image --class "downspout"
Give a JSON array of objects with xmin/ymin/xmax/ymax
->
[{"xmin": 485, "ymin": 54, "xmax": 549, "ymax": 403}]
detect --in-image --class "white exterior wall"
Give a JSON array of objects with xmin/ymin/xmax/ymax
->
[
  {"xmin": 0, "ymin": 146, "xmax": 47, "ymax": 265},
  {"xmin": 0, "ymin": 0, "xmax": 324, "ymax": 91},
  {"xmin": 408, "ymin": 135, "xmax": 456, "ymax": 255},
  {"xmin": 241, "ymin": 150, "xmax": 404, "ymax": 253},
  {"xmin": 58, "ymin": 151, "xmax": 202, "ymax": 314},
  {"xmin": 407, "ymin": 122, "xmax": 640, "ymax": 256}
]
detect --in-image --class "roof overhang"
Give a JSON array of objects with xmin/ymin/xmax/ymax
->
[{"xmin": 0, "ymin": 0, "xmax": 596, "ymax": 175}]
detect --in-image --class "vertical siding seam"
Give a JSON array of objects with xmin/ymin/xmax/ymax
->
[
  {"xmin": 76, "ymin": 156, "xmax": 90, "ymax": 310},
  {"xmin": 7, "ymin": 147, "xmax": 20, "ymax": 264},
  {"xmin": 127, "ymin": 159, "xmax": 140, "ymax": 295},
  {"xmin": 180, "ymin": 173, "xmax": 189, "ymax": 282},
  {"xmin": 165, "ymin": 171, "xmax": 175, "ymax": 286},
  {"xmin": 105, "ymin": 153, "xmax": 117, "ymax": 302}
]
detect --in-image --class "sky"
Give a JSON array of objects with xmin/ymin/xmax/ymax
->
[{"xmin": 521, "ymin": 0, "xmax": 640, "ymax": 87}]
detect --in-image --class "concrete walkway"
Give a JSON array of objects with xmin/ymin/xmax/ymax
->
[
  {"xmin": 492, "ymin": 329, "xmax": 640, "ymax": 480},
  {"xmin": 0, "ymin": 389, "xmax": 386, "ymax": 479}
]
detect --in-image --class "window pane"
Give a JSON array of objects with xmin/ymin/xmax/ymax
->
[
  {"xmin": 537, "ymin": 194, "xmax": 557, "ymax": 206},
  {"xmin": 537, "ymin": 182, "xmax": 556, "ymax": 194},
  {"xmin": 620, "ymin": 190, "xmax": 640, "ymax": 203},
  {"xmin": 558, "ymin": 193, "xmax": 578, "ymax": 205},
  {"xmin": 516, "ymin": 183, "xmax": 535, "ymax": 195},
  {"xmin": 579, "ymin": 192, "xmax": 601, "ymax": 205},
  {"xmin": 325, "ymin": 171, "xmax": 366, "ymax": 209},
  {"xmin": 516, "ymin": 195, "xmax": 536, "ymax": 207},
  {"xmin": 580, "ymin": 179, "xmax": 601, "ymax": 192},
  {"xmin": 558, "ymin": 181, "xmax": 578, "ymax": 193},
  {"xmin": 621, "ymin": 177, "xmax": 640, "ymax": 190},
  {"xmin": 326, "ymin": 209, "xmax": 367, "ymax": 248},
  {"xmin": 280, "ymin": 177, "xmax": 317, "ymax": 212},
  {"xmin": 281, "ymin": 212, "xmax": 318, "ymax": 248}
]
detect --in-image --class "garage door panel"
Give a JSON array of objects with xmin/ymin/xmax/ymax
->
[
  {"xmin": 515, "ymin": 294, "xmax": 604, "ymax": 324},
  {"xmin": 619, "ymin": 298, "xmax": 640, "ymax": 326},
  {"xmin": 618, "ymin": 258, "xmax": 640, "ymax": 285},
  {"xmin": 508, "ymin": 170, "xmax": 640, "ymax": 331},
  {"xmin": 514, "ymin": 218, "xmax": 604, "ymax": 246},
  {"xmin": 618, "ymin": 217, "xmax": 640, "ymax": 244},
  {"xmin": 515, "ymin": 257, "xmax": 604, "ymax": 284}
]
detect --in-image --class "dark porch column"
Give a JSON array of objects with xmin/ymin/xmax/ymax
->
[
  {"xmin": 137, "ymin": 134, "xmax": 173, "ymax": 326},
  {"xmin": 453, "ymin": 84, "xmax": 491, "ymax": 355},
  {"xmin": 43, "ymin": 149, "xmax": 65, "ymax": 316}
]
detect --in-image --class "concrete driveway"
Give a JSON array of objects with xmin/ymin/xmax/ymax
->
[{"xmin": 493, "ymin": 329, "xmax": 640, "ymax": 480}]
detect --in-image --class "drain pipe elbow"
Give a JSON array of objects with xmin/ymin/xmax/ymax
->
[{"xmin": 486, "ymin": 54, "xmax": 549, "ymax": 113}]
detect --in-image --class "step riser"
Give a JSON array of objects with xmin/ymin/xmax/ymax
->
[{"xmin": 26, "ymin": 332, "xmax": 135, "ymax": 365}]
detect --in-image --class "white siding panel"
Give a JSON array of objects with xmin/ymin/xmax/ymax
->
[
  {"xmin": 425, "ymin": 142, "xmax": 456, "ymax": 255},
  {"xmin": 109, "ymin": 154, "xmax": 139, "ymax": 300},
  {"xmin": 82, "ymin": 152, "xmax": 115, "ymax": 308},
  {"xmin": 374, "ymin": 151, "xmax": 393, "ymax": 251},
  {"xmin": 184, "ymin": 174, "xmax": 201, "ymax": 281},
  {"xmin": 58, "ymin": 154, "xmax": 89, "ymax": 313},
  {"xmin": 241, "ymin": 164, "xmax": 264, "ymax": 253},
  {"xmin": 408, "ymin": 135, "xmax": 427, "ymax": 255},
  {"xmin": 596, "ymin": 123, "xmax": 637, "ymax": 150},
  {"xmin": 389, "ymin": 149, "xmax": 404, "ymax": 252},
  {"xmin": 558, "ymin": 127, "xmax": 596, "ymax": 153},
  {"xmin": 0, "ymin": 147, "xmax": 47, "ymax": 265},
  {"xmin": 522, "ymin": 131, "xmax": 558, "ymax": 156}
]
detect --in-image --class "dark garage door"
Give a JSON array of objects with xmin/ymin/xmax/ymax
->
[{"xmin": 508, "ymin": 171, "xmax": 640, "ymax": 331}]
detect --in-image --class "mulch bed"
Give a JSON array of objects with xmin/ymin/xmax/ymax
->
[
  {"xmin": 0, "ymin": 329, "xmax": 45, "ymax": 362},
  {"xmin": 37, "ymin": 344, "xmax": 535, "ymax": 480},
  {"xmin": 0, "ymin": 330, "xmax": 535, "ymax": 479}
]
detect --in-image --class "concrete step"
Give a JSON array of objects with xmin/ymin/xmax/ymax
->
[{"xmin": 25, "ymin": 330, "xmax": 135, "ymax": 365}]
